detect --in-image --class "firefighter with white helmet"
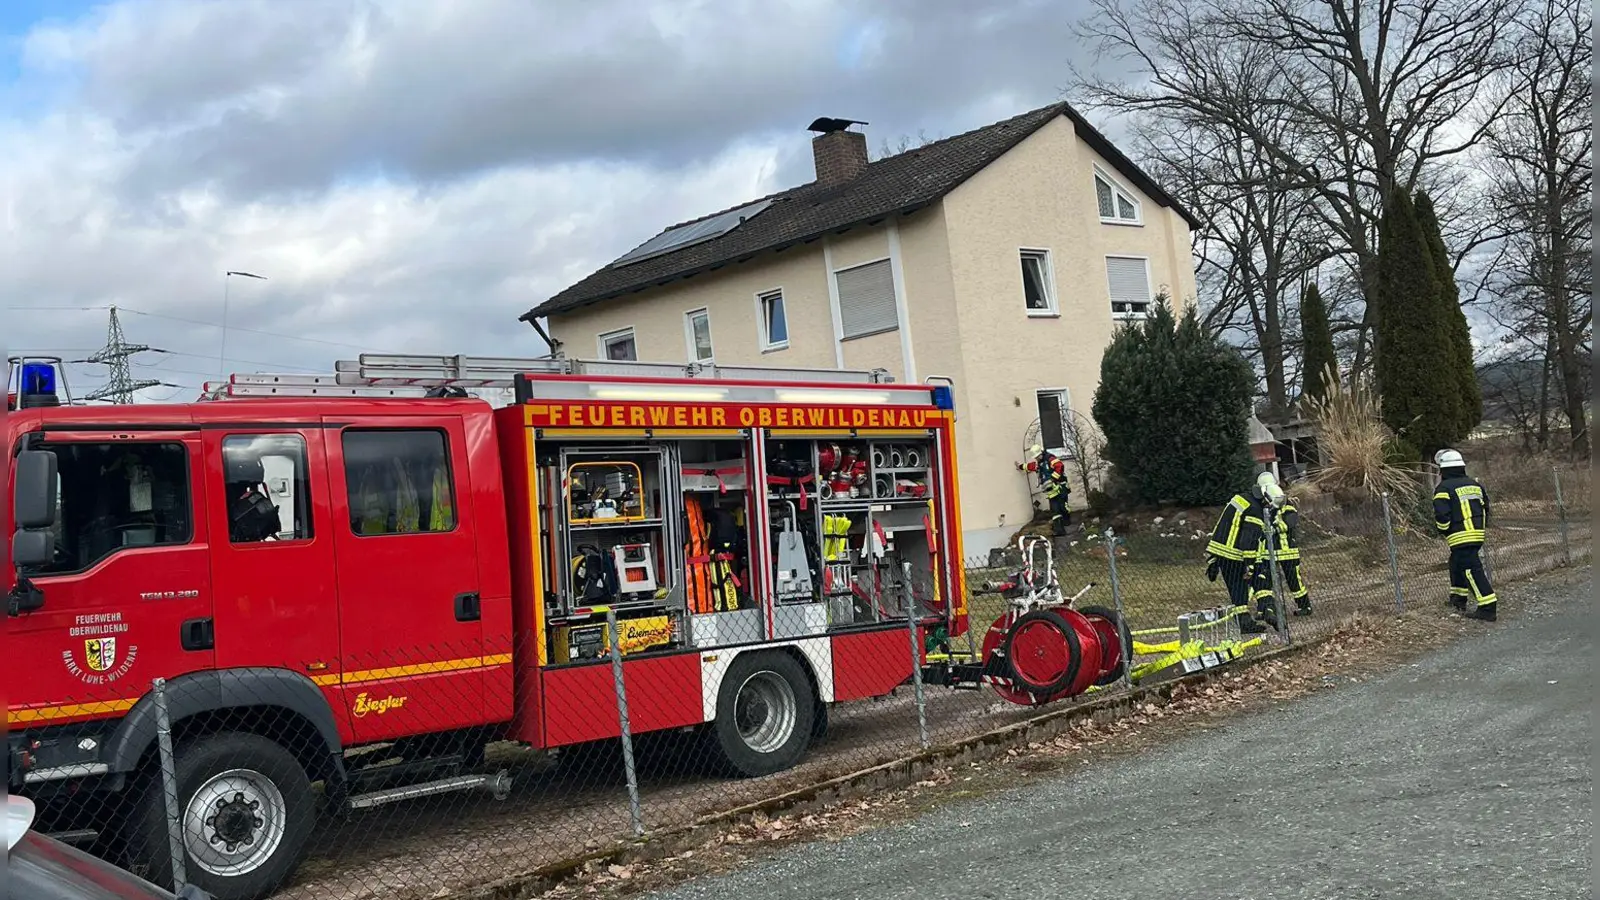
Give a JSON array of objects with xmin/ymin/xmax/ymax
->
[
  {"xmin": 1023, "ymin": 444, "xmax": 1073, "ymax": 536},
  {"xmin": 1433, "ymin": 448, "xmax": 1497, "ymax": 620},
  {"xmin": 1251, "ymin": 471, "xmax": 1313, "ymax": 619}
]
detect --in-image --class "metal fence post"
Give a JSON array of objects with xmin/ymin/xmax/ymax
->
[
  {"xmin": 1380, "ymin": 492, "xmax": 1405, "ymax": 613},
  {"xmin": 605, "ymin": 608, "xmax": 645, "ymax": 838},
  {"xmin": 1103, "ymin": 528, "xmax": 1134, "ymax": 690},
  {"xmin": 902, "ymin": 562, "xmax": 930, "ymax": 750},
  {"xmin": 151, "ymin": 677, "xmax": 188, "ymax": 892},
  {"xmin": 1263, "ymin": 513, "xmax": 1292, "ymax": 645},
  {"xmin": 1552, "ymin": 464, "xmax": 1572, "ymax": 566}
]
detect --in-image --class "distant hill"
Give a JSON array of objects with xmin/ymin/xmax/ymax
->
[{"xmin": 1477, "ymin": 352, "xmax": 1592, "ymax": 424}]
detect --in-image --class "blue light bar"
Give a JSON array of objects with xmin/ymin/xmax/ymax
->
[
  {"xmin": 930, "ymin": 384, "xmax": 955, "ymax": 411},
  {"xmin": 19, "ymin": 363, "xmax": 56, "ymax": 396}
]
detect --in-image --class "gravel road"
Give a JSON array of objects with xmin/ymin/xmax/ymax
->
[{"xmin": 644, "ymin": 571, "xmax": 1594, "ymax": 900}]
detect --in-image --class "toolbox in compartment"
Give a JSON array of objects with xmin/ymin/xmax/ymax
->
[{"xmin": 551, "ymin": 614, "xmax": 674, "ymax": 663}]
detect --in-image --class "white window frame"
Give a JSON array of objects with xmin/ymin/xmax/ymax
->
[
  {"xmin": 1094, "ymin": 165, "xmax": 1143, "ymax": 226},
  {"xmin": 1106, "ymin": 255, "xmax": 1154, "ymax": 321},
  {"xmin": 1036, "ymin": 388, "xmax": 1073, "ymax": 457},
  {"xmin": 597, "ymin": 327, "xmax": 638, "ymax": 361},
  {"xmin": 754, "ymin": 288, "xmax": 789, "ymax": 352},
  {"xmin": 1019, "ymin": 248, "xmax": 1058, "ymax": 317},
  {"xmin": 834, "ymin": 257, "xmax": 900, "ymax": 341},
  {"xmin": 683, "ymin": 307, "xmax": 714, "ymax": 363}
]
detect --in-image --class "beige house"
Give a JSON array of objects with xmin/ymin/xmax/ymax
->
[{"xmin": 522, "ymin": 103, "xmax": 1200, "ymax": 557}]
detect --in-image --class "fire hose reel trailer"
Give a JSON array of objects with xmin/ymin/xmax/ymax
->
[
  {"xmin": 922, "ymin": 534, "xmax": 1131, "ymax": 707},
  {"xmin": 981, "ymin": 606, "xmax": 1125, "ymax": 706}
]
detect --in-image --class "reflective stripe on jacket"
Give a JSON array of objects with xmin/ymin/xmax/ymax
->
[
  {"xmin": 1207, "ymin": 493, "xmax": 1265, "ymax": 562},
  {"xmin": 1434, "ymin": 475, "xmax": 1490, "ymax": 547},
  {"xmin": 1269, "ymin": 501, "xmax": 1301, "ymax": 561}
]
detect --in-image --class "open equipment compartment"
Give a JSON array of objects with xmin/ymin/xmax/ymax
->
[
  {"xmin": 539, "ymin": 440, "xmax": 686, "ymax": 663},
  {"xmin": 772, "ymin": 435, "xmax": 942, "ymax": 632},
  {"xmin": 680, "ymin": 438, "xmax": 763, "ymax": 647}
]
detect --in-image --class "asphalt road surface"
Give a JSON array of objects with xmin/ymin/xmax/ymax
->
[{"xmin": 647, "ymin": 572, "xmax": 1594, "ymax": 900}]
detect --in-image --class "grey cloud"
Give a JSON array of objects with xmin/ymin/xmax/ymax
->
[
  {"xmin": 59, "ymin": 0, "xmax": 1093, "ymax": 199},
  {"xmin": 7, "ymin": 0, "xmax": 1126, "ymax": 402}
]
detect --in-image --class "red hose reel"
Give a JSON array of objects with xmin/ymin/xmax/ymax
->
[{"xmin": 980, "ymin": 604, "xmax": 1132, "ymax": 706}]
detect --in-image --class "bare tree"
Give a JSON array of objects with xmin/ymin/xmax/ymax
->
[
  {"xmin": 873, "ymin": 130, "xmax": 940, "ymax": 160},
  {"xmin": 1061, "ymin": 409, "xmax": 1110, "ymax": 499},
  {"xmin": 1131, "ymin": 98, "xmax": 1333, "ymax": 421},
  {"xmin": 1479, "ymin": 0, "xmax": 1592, "ymax": 457},
  {"xmin": 1073, "ymin": 0, "xmax": 1524, "ymax": 376}
]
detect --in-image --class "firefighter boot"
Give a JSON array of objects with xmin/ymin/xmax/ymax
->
[
  {"xmin": 1461, "ymin": 601, "xmax": 1497, "ymax": 622},
  {"xmin": 1257, "ymin": 603, "xmax": 1280, "ymax": 630},
  {"xmin": 1447, "ymin": 595, "xmax": 1468, "ymax": 612},
  {"xmin": 1237, "ymin": 612, "xmax": 1269, "ymax": 635},
  {"xmin": 1293, "ymin": 598, "xmax": 1313, "ymax": 617}
]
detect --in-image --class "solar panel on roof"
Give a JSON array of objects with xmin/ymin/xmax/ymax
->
[{"xmin": 611, "ymin": 198, "xmax": 774, "ymax": 267}]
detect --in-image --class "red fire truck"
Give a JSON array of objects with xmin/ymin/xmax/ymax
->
[{"xmin": 6, "ymin": 354, "xmax": 969, "ymax": 900}]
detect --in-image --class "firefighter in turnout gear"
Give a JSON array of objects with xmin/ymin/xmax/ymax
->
[
  {"xmin": 1205, "ymin": 476, "xmax": 1271, "ymax": 634},
  {"xmin": 1433, "ymin": 449, "xmax": 1497, "ymax": 621},
  {"xmin": 1024, "ymin": 445, "xmax": 1072, "ymax": 536},
  {"xmin": 1253, "ymin": 474, "xmax": 1313, "ymax": 618},
  {"xmin": 1271, "ymin": 488, "xmax": 1313, "ymax": 616}
]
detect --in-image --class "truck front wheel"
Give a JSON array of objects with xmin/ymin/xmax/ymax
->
[
  {"xmin": 133, "ymin": 732, "xmax": 314, "ymax": 900},
  {"xmin": 710, "ymin": 651, "xmax": 815, "ymax": 777}
]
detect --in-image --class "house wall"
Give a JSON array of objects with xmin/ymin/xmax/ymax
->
[
  {"xmin": 547, "ymin": 244, "xmax": 839, "ymax": 370},
  {"xmin": 935, "ymin": 115, "xmax": 1196, "ymax": 555},
  {"xmin": 543, "ymin": 113, "xmax": 1197, "ymax": 561}
]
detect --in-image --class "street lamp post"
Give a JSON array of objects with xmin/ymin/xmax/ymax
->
[{"xmin": 220, "ymin": 270, "xmax": 267, "ymax": 376}]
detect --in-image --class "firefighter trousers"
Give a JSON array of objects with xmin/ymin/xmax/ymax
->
[
  {"xmin": 1048, "ymin": 493, "xmax": 1071, "ymax": 535},
  {"xmin": 1449, "ymin": 543, "xmax": 1497, "ymax": 609},
  {"xmin": 1218, "ymin": 559, "xmax": 1254, "ymax": 610},
  {"xmin": 1278, "ymin": 558, "xmax": 1311, "ymax": 611},
  {"xmin": 1248, "ymin": 564, "xmax": 1278, "ymax": 619}
]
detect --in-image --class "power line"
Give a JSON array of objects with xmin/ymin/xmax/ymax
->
[{"xmin": 6, "ymin": 304, "xmax": 370, "ymax": 352}]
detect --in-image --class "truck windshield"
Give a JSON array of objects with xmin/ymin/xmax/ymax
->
[{"xmin": 22, "ymin": 441, "xmax": 191, "ymax": 575}]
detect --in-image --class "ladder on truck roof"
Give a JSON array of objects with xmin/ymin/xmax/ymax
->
[{"xmin": 200, "ymin": 353, "xmax": 896, "ymax": 401}]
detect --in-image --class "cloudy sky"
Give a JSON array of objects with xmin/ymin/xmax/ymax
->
[{"xmin": 1, "ymin": 0, "xmax": 1116, "ymax": 402}]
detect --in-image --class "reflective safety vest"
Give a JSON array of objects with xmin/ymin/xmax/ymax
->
[
  {"xmin": 429, "ymin": 467, "xmax": 452, "ymax": 531},
  {"xmin": 1434, "ymin": 475, "xmax": 1490, "ymax": 547},
  {"xmin": 354, "ymin": 460, "xmax": 420, "ymax": 534},
  {"xmin": 1269, "ymin": 501, "xmax": 1301, "ymax": 561},
  {"xmin": 1036, "ymin": 455, "xmax": 1070, "ymax": 500},
  {"xmin": 1207, "ymin": 493, "xmax": 1265, "ymax": 562}
]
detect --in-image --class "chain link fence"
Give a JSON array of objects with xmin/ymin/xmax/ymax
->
[{"xmin": 16, "ymin": 464, "xmax": 1587, "ymax": 900}]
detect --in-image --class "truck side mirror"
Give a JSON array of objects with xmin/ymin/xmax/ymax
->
[
  {"xmin": 13, "ymin": 450, "xmax": 58, "ymax": 529},
  {"xmin": 12, "ymin": 530, "xmax": 52, "ymax": 569}
]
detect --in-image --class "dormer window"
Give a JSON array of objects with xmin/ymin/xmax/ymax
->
[{"xmin": 1095, "ymin": 167, "xmax": 1142, "ymax": 225}]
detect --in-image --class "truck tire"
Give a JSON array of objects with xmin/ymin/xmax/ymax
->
[
  {"xmin": 710, "ymin": 651, "xmax": 815, "ymax": 777},
  {"xmin": 132, "ymin": 732, "xmax": 314, "ymax": 900}
]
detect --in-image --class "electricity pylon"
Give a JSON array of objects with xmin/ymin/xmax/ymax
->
[{"xmin": 80, "ymin": 306, "xmax": 163, "ymax": 404}]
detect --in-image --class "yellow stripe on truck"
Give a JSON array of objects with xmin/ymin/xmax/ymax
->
[{"xmin": 10, "ymin": 697, "xmax": 139, "ymax": 725}]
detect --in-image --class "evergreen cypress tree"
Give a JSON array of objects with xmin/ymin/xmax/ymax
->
[
  {"xmin": 1374, "ymin": 191, "xmax": 1461, "ymax": 457},
  {"xmin": 1092, "ymin": 296, "xmax": 1255, "ymax": 505},
  {"xmin": 1414, "ymin": 190, "xmax": 1483, "ymax": 436},
  {"xmin": 1299, "ymin": 282, "xmax": 1337, "ymax": 407}
]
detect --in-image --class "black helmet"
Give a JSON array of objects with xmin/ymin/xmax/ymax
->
[{"xmin": 223, "ymin": 445, "xmax": 266, "ymax": 484}]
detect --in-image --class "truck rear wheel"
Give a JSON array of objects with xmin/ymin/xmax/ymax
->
[
  {"xmin": 133, "ymin": 732, "xmax": 314, "ymax": 900},
  {"xmin": 711, "ymin": 651, "xmax": 815, "ymax": 777}
]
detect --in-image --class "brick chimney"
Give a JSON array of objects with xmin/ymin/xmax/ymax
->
[{"xmin": 808, "ymin": 117, "xmax": 869, "ymax": 186}]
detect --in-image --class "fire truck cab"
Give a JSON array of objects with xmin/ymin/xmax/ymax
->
[{"xmin": 6, "ymin": 355, "xmax": 966, "ymax": 900}]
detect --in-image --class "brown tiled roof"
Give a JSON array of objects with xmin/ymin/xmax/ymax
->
[{"xmin": 522, "ymin": 101, "xmax": 1200, "ymax": 321}]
